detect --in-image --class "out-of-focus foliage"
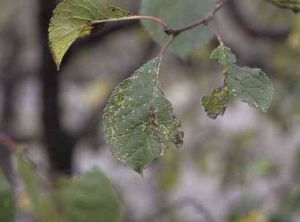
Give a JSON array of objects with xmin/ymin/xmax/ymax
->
[
  {"xmin": 140, "ymin": 0, "xmax": 215, "ymax": 56},
  {"xmin": 0, "ymin": 174, "xmax": 14, "ymax": 222},
  {"xmin": 266, "ymin": 0, "xmax": 300, "ymax": 12},
  {"xmin": 0, "ymin": 150, "xmax": 123, "ymax": 222},
  {"xmin": 55, "ymin": 169, "xmax": 123, "ymax": 222}
]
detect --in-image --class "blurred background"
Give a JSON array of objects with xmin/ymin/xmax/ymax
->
[{"xmin": 1, "ymin": 0, "xmax": 300, "ymax": 221}]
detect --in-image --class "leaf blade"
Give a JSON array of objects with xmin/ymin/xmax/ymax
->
[
  {"xmin": 49, "ymin": 0, "xmax": 133, "ymax": 69},
  {"xmin": 103, "ymin": 57, "xmax": 183, "ymax": 173}
]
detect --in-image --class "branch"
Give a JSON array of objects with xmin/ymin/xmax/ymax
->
[{"xmin": 165, "ymin": 0, "xmax": 229, "ymax": 36}]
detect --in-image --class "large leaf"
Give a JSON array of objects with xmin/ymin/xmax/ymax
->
[
  {"xmin": 210, "ymin": 45, "xmax": 273, "ymax": 112},
  {"xmin": 140, "ymin": 0, "xmax": 215, "ymax": 56},
  {"xmin": 103, "ymin": 57, "xmax": 183, "ymax": 174},
  {"xmin": 265, "ymin": 0, "xmax": 300, "ymax": 12},
  {"xmin": 49, "ymin": 0, "xmax": 133, "ymax": 69},
  {"xmin": 55, "ymin": 169, "xmax": 122, "ymax": 222}
]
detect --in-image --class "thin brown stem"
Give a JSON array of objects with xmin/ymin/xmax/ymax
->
[{"xmin": 159, "ymin": 36, "xmax": 176, "ymax": 57}]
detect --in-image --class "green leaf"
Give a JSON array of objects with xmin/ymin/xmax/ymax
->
[
  {"xmin": 55, "ymin": 169, "xmax": 122, "ymax": 222},
  {"xmin": 210, "ymin": 45, "xmax": 273, "ymax": 112},
  {"xmin": 49, "ymin": 0, "xmax": 133, "ymax": 69},
  {"xmin": 201, "ymin": 87, "xmax": 230, "ymax": 119},
  {"xmin": 265, "ymin": 0, "xmax": 300, "ymax": 12},
  {"xmin": 15, "ymin": 150, "xmax": 61, "ymax": 221},
  {"xmin": 227, "ymin": 65, "xmax": 273, "ymax": 112},
  {"xmin": 211, "ymin": 45, "xmax": 236, "ymax": 66},
  {"xmin": 140, "ymin": 0, "xmax": 215, "ymax": 56},
  {"xmin": 0, "ymin": 175, "xmax": 14, "ymax": 222},
  {"xmin": 103, "ymin": 57, "xmax": 183, "ymax": 174}
]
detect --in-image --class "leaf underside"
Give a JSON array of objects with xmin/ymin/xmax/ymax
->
[
  {"xmin": 140, "ymin": 0, "xmax": 215, "ymax": 56},
  {"xmin": 103, "ymin": 57, "xmax": 183, "ymax": 174},
  {"xmin": 49, "ymin": 0, "xmax": 133, "ymax": 69}
]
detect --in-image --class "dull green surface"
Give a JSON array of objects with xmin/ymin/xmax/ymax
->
[
  {"xmin": 55, "ymin": 169, "xmax": 122, "ymax": 222},
  {"xmin": 103, "ymin": 57, "xmax": 182, "ymax": 174}
]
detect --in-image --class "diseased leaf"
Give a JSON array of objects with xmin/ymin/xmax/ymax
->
[
  {"xmin": 140, "ymin": 0, "xmax": 215, "ymax": 56},
  {"xmin": 211, "ymin": 45, "xmax": 236, "ymax": 66},
  {"xmin": 227, "ymin": 65, "xmax": 273, "ymax": 112},
  {"xmin": 265, "ymin": 0, "xmax": 300, "ymax": 12},
  {"xmin": 202, "ymin": 87, "xmax": 230, "ymax": 119},
  {"xmin": 55, "ymin": 169, "xmax": 122, "ymax": 222},
  {"xmin": 210, "ymin": 45, "xmax": 273, "ymax": 113},
  {"xmin": 49, "ymin": 0, "xmax": 133, "ymax": 69},
  {"xmin": 103, "ymin": 57, "xmax": 183, "ymax": 174}
]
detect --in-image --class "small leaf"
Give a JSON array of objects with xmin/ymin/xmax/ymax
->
[
  {"xmin": 103, "ymin": 57, "xmax": 183, "ymax": 174},
  {"xmin": 210, "ymin": 45, "xmax": 273, "ymax": 113},
  {"xmin": 201, "ymin": 87, "xmax": 230, "ymax": 119},
  {"xmin": 140, "ymin": 0, "xmax": 215, "ymax": 56},
  {"xmin": 211, "ymin": 45, "xmax": 236, "ymax": 66},
  {"xmin": 55, "ymin": 169, "xmax": 122, "ymax": 222},
  {"xmin": 227, "ymin": 65, "xmax": 273, "ymax": 112},
  {"xmin": 49, "ymin": 0, "xmax": 133, "ymax": 69},
  {"xmin": 265, "ymin": 0, "xmax": 300, "ymax": 12}
]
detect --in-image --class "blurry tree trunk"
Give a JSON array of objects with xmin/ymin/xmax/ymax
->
[{"xmin": 37, "ymin": 0, "xmax": 75, "ymax": 177}]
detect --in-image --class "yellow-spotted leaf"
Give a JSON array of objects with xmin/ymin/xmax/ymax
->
[{"xmin": 103, "ymin": 57, "xmax": 183, "ymax": 174}]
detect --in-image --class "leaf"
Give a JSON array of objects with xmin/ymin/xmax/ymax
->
[
  {"xmin": 0, "ymin": 175, "xmax": 14, "ymax": 222},
  {"xmin": 211, "ymin": 45, "xmax": 273, "ymax": 112},
  {"xmin": 15, "ymin": 150, "xmax": 62, "ymax": 221},
  {"xmin": 140, "ymin": 0, "xmax": 215, "ymax": 56},
  {"xmin": 227, "ymin": 65, "xmax": 273, "ymax": 112},
  {"xmin": 211, "ymin": 45, "xmax": 236, "ymax": 66},
  {"xmin": 201, "ymin": 87, "xmax": 230, "ymax": 119},
  {"xmin": 265, "ymin": 0, "xmax": 300, "ymax": 12},
  {"xmin": 49, "ymin": 0, "xmax": 133, "ymax": 69},
  {"xmin": 55, "ymin": 169, "xmax": 122, "ymax": 222},
  {"xmin": 103, "ymin": 57, "xmax": 183, "ymax": 174}
]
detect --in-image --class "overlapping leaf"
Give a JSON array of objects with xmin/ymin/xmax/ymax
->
[
  {"xmin": 140, "ymin": 0, "xmax": 215, "ymax": 56},
  {"xmin": 206, "ymin": 45, "xmax": 273, "ymax": 114},
  {"xmin": 55, "ymin": 169, "xmax": 122, "ymax": 222},
  {"xmin": 49, "ymin": 0, "xmax": 133, "ymax": 69},
  {"xmin": 103, "ymin": 57, "xmax": 183, "ymax": 174}
]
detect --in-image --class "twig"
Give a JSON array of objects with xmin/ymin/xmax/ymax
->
[
  {"xmin": 164, "ymin": 0, "xmax": 229, "ymax": 36},
  {"xmin": 159, "ymin": 36, "xmax": 176, "ymax": 57}
]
